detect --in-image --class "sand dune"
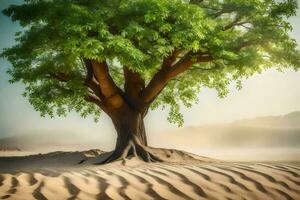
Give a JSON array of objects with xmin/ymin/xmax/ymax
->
[{"xmin": 0, "ymin": 151, "xmax": 299, "ymax": 200}]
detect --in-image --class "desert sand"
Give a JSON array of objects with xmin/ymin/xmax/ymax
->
[{"xmin": 0, "ymin": 150, "xmax": 299, "ymax": 200}]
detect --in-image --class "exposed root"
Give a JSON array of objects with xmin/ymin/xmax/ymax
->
[
  {"xmin": 78, "ymin": 145, "xmax": 215, "ymax": 165},
  {"xmin": 95, "ymin": 137, "xmax": 163, "ymax": 165},
  {"xmin": 78, "ymin": 136, "xmax": 211, "ymax": 165},
  {"xmin": 78, "ymin": 159, "xmax": 86, "ymax": 164}
]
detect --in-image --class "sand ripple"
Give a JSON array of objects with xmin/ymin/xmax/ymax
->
[{"xmin": 0, "ymin": 162, "xmax": 299, "ymax": 200}]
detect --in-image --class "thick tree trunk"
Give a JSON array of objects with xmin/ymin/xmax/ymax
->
[
  {"xmin": 99, "ymin": 109, "xmax": 161, "ymax": 164},
  {"xmin": 113, "ymin": 111, "xmax": 147, "ymax": 154}
]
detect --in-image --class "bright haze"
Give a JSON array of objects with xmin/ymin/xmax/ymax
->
[{"xmin": 0, "ymin": 0, "xmax": 300, "ymax": 161}]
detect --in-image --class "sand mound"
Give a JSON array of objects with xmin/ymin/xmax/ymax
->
[{"xmin": 0, "ymin": 148, "xmax": 215, "ymax": 172}]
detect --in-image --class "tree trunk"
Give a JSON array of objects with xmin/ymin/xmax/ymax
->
[
  {"xmin": 113, "ymin": 110, "xmax": 146, "ymax": 154},
  {"xmin": 99, "ymin": 109, "xmax": 161, "ymax": 164}
]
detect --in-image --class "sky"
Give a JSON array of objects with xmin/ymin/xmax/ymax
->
[{"xmin": 0, "ymin": 0, "xmax": 300, "ymax": 146}]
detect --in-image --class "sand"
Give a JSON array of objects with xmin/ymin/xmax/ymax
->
[{"xmin": 0, "ymin": 150, "xmax": 299, "ymax": 200}]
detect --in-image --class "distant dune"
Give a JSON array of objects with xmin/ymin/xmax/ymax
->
[
  {"xmin": 233, "ymin": 111, "xmax": 300, "ymax": 129},
  {"xmin": 0, "ymin": 146, "xmax": 21, "ymax": 151},
  {"xmin": 154, "ymin": 111, "xmax": 300, "ymax": 147},
  {"xmin": 155, "ymin": 123, "xmax": 300, "ymax": 148},
  {"xmin": 151, "ymin": 111, "xmax": 300, "ymax": 161},
  {"xmin": 1, "ymin": 111, "xmax": 300, "ymax": 160}
]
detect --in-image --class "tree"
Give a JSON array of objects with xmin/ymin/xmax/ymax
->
[{"xmin": 1, "ymin": 0, "xmax": 300, "ymax": 163}]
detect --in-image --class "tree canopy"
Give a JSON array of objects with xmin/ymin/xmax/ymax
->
[{"xmin": 2, "ymin": 0, "xmax": 300, "ymax": 126}]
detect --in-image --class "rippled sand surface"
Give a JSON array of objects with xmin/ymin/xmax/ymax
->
[{"xmin": 0, "ymin": 160, "xmax": 299, "ymax": 200}]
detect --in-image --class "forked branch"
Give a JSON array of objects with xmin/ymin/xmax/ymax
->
[
  {"xmin": 141, "ymin": 52, "xmax": 212, "ymax": 104},
  {"xmin": 91, "ymin": 61, "xmax": 125, "ymax": 109}
]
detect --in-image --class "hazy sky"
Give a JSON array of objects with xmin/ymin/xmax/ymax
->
[{"xmin": 0, "ymin": 0, "xmax": 300, "ymax": 142}]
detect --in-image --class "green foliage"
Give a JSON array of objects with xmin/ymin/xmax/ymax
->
[{"xmin": 1, "ymin": 0, "xmax": 300, "ymax": 125}]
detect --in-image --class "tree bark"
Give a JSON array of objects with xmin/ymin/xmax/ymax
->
[
  {"xmin": 113, "ymin": 110, "xmax": 147, "ymax": 152},
  {"xmin": 98, "ymin": 109, "xmax": 161, "ymax": 164}
]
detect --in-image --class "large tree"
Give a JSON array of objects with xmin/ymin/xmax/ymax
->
[{"xmin": 1, "ymin": 0, "xmax": 300, "ymax": 163}]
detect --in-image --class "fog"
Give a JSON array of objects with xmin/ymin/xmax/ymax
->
[{"xmin": 1, "ymin": 112, "xmax": 299, "ymax": 161}]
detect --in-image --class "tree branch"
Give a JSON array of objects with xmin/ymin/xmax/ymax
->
[
  {"xmin": 46, "ymin": 69, "xmax": 113, "ymax": 114},
  {"xmin": 189, "ymin": 64, "xmax": 220, "ymax": 71},
  {"xmin": 82, "ymin": 59, "xmax": 106, "ymax": 101},
  {"xmin": 84, "ymin": 93, "xmax": 110, "ymax": 114},
  {"xmin": 49, "ymin": 72, "xmax": 70, "ymax": 82},
  {"xmin": 189, "ymin": 0, "xmax": 204, "ymax": 5},
  {"xmin": 162, "ymin": 50, "xmax": 181, "ymax": 69},
  {"xmin": 124, "ymin": 67, "xmax": 145, "ymax": 100},
  {"xmin": 223, "ymin": 19, "xmax": 250, "ymax": 31},
  {"xmin": 91, "ymin": 60, "xmax": 125, "ymax": 109},
  {"xmin": 83, "ymin": 58, "xmax": 93, "ymax": 83},
  {"xmin": 141, "ymin": 52, "xmax": 212, "ymax": 104},
  {"xmin": 234, "ymin": 41, "xmax": 253, "ymax": 52}
]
